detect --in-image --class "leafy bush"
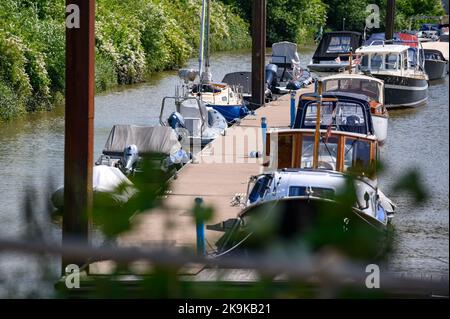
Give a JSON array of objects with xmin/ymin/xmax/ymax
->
[{"xmin": 0, "ymin": 0, "xmax": 251, "ymax": 121}]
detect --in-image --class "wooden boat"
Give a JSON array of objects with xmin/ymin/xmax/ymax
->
[{"xmin": 210, "ymin": 82, "xmax": 395, "ymax": 259}]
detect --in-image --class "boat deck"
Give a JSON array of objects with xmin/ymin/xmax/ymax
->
[{"xmin": 90, "ymin": 86, "xmax": 314, "ymax": 275}]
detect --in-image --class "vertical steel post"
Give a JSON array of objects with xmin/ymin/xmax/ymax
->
[
  {"xmin": 195, "ymin": 198, "xmax": 206, "ymax": 256},
  {"xmin": 251, "ymin": 0, "xmax": 266, "ymax": 110},
  {"xmin": 386, "ymin": 0, "xmax": 396, "ymax": 40},
  {"xmin": 290, "ymin": 91, "xmax": 296, "ymax": 128},
  {"xmin": 62, "ymin": 0, "xmax": 95, "ymax": 273},
  {"xmin": 261, "ymin": 116, "xmax": 267, "ymax": 155}
]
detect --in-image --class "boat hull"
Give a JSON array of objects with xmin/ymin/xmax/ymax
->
[
  {"xmin": 424, "ymin": 59, "xmax": 448, "ymax": 81},
  {"xmin": 373, "ymin": 74, "xmax": 428, "ymax": 108},
  {"xmin": 216, "ymin": 197, "xmax": 388, "ymax": 259},
  {"xmin": 210, "ymin": 104, "xmax": 249, "ymax": 124},
  {"xmin": 371, "ymin": 114, "xmax": 388, "ymax": 144}
]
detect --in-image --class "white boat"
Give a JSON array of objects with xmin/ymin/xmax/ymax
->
[
  {"xmin": 356, "ymin": 43, "xmax": 429, "ymax": 108},
  {"xmin": 159, "ymin": 96, "xmax": 227, "ymax": 148},
  {"xmin": 321, "ymin": 73, "xmax": 389, "ymax": 143}
]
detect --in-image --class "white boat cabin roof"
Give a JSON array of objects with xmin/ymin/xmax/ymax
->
[
  {"xmin": 321, "ymin": 73, "xmax": 384, "ymax": 86},
  {"xmin": 356, "ymin": 44, "xmax": 410, "ymax": 54}
]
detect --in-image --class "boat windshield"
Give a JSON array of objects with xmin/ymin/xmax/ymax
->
[
  {"xmin": 248, "ymin": 175, "xmax": 272, "ymax": 203},
  {"xmin": 344, "ymin": 137, "xmax": 372, "ymax": 174},
  {"xmin": 326, "ymin": 36, "xmax": 352, "ymax": 53},
  {"xmin": 289, "ymin": 186, "xmax": 335, "ymax": 199},
  {"xmin": 324, "ymin": 79, "xmax": 382, "ymax": 101},
  {"xmin": 303, "ymin": 101, "xmax": 367, "ymax": 134},
  {"xmin": 300, "ymin": 135, "xmax": 339, "ymax": 170}
]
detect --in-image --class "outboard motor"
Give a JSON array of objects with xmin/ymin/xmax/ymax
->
[
  {"xmin": 265, "ymin": 64, "xmax": 278, "ymax": 90},
  {"xmin": 121, "ymin": 144, "xmax": 139, "ymax": 174},
  {"xmin": 167, "ymin": 111, "xmax": 186, "ymax": 129}
]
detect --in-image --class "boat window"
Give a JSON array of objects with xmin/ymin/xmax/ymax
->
[
  {"xmin": 370, "ymin": 54, "xmax": 383, "ymax": 70},
  {"xmin": 278, "ymin": 135, "xmax": 294, "ymax": 168},
  {"xmin": 248, "ymin": 176, "xmax": 271, "ymax": 203},
  {"xmin": 289, "ymin": 186, "xmax": 335, "ymax": 199},
  {"xmin": 326, "ymin": 36, "xmax": 352, "ymax": 53},
  {"xmin": 385, "ymin": 54, "xmax": 399, "ymax": 70},
  {"xmin": 303, "ymin": 101, "xmax": 367, "ymax": 134},
  {"xmin": 301, "ymin": 135, "xmax": 338, "ymax": 170},
  {"xmin": 344, "ymin": 138, "xmax": 372, "ymax": 174}
]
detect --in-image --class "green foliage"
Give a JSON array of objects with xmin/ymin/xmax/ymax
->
[{"xmin": 0, "ymin": 0, "xmax": 250, "ymax": 121}]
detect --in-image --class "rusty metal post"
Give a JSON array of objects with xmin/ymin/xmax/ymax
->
[
  {"xmin": 385, "ymin": 0, "xmax": 396, "ymax": 40},
  {"xmin": 251, "ymin": 0, "xmax": 266, "ymax": 110},
  {"xmin": 62, "ymin": 0, "xmax": 95, "ymax": 273}
]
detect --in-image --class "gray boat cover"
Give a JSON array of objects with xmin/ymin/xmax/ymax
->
[
  {"xmin": 271, "ymin": 42, "xmax": 300, "ymax": 66},
  {"xmin": 103, "ymin": 125, "xmax": 181, "ymax": 155}
]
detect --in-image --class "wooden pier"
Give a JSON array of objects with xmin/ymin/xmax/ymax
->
[{"xmin": 90, "ymin": 87, "xmax": 314, "ymax": 275}]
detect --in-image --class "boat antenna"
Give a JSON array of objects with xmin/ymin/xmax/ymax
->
[
  {"xmin": 198, "ymin": 0, "xmax": 207, "ymax": 82},
  {"xmin": 204, "ymin": 0, "xmax": 212, "ymax": 82},
  {"xmin": 313, "ymin": 80, "xmax": 323, "ymax": 169}
]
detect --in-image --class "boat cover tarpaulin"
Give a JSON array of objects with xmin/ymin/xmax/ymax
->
[
  {"xmin": 52, "ymin": 165, "xmax": 135, "ymax": 209},
  {"xmin": 103, "ymin": 125, "xmax": 181, "ymax": 155},
  {"xmin": 271, "ymin": 41, "xmax": 300, "ymax": 65},
  {"xmin": 312, "ymin": 32, "xmax": 362, "ymax": 61},
  {"xmin": 421, "ymin": 41, "xmax": 449, "ymax": 60}
]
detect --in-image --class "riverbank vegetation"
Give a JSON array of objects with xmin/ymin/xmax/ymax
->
[
  {"xmin": 0, "ymin": 0, "xmax": 250, "ymax": 121},
  {"xmin": 1, "ymin": 0, "xmax": 446, "ymax": 121}
]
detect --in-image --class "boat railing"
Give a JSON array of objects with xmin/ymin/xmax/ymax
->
[{"xmin": 159, "ymin": 96, "xmax": 206, "ymax": 140}]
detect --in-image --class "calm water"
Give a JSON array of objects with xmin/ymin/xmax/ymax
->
[{"xmin": 0, "ymin": 49, "xmax": 448, "ymax": 297}]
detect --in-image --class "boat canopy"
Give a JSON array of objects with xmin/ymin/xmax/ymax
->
[
  {"xmin": 293, "ymin": 92, "xmax": 375, "ymax": 136},
  {"xmin": 312, "ymin": 31, "xmax": 362, "ymax": 62},
  {"xmin": 365, "ymin": 32, "xmax": 418, "ymax": 47},
  {"xmin": 321, "ymin": 74, "xmax": 384, "ymax": 104},
  {"xmin": 423, "ymin": 49, "xmax": 446, "ymax": 61},
  {"xmin": 271, "ymin": 41, "xmax": 300, "ymax": 66},
  {"xmin": 103, "ymin": 125, "xmax": 181, "ymax": 156}
]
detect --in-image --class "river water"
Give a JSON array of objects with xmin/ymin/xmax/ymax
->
[{"xmin": 0, "ymin": 48, "xmax": 448, "ymax": 297}]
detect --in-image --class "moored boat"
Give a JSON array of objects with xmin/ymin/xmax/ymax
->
[
  {"xmin": 308, "ymin": 31, "xmax": 363, "ymax": 73},
  {"xmin": 356, "ymin": 44, "xmax": 429, "ymax": 108},
  {"xmin": 423, "ymin": 48, "xmax": 448, "ymax": 80},
  {"xmin": 320, "ymin": 73, "xmax": 389, "ymax": 143},
  {"xmin": 210, "ymin": 82, "xmax": 395, "ymax": 259}
]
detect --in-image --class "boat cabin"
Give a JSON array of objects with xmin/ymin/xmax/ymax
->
[
  {"xmin": 264, "ymin": 129, "xmax": 378, "ymax": 178},
  {"xmin": 293, "ymin": 92, "xmax": 375, "ymax": 135},
  {"xmin": 311, "ymin": 31, "xmax": 363, "ymax": 64},
  {"xmin": 356, "ymin": 45, "xmax": 422, "ymax": 74},
  {"xmin": 321, "ymin": 74, "xmax": 385, "ymax": 115}
]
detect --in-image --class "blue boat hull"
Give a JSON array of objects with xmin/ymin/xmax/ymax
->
[{"xmin": 209, "ymin": 104, "xmax": 249, "ymax": 123}]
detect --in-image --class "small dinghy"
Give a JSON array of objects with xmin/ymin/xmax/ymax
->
[
  {"xmin": 265, "ymin": 41, "xmax": 313, "ymax": 96},
  {"xmin": 51, "ymin": 165, "xmax": 135, "ymax": 210},
  {"xmin": 160, "ymin": 96, "xmax": 227, "ymax": 149},
  {"xmin": 96, "ymin": 125, "xmax": 190, "ymax": 175}
]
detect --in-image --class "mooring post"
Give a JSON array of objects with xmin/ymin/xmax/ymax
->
[
  {"xmin": 386, "ymin": 0, "xmax": 396, "ymax": 40},
  {"xmin": 290, "ymin": 91, "xmax": 296, "ymax": 128},
  {"xmin": 195, "ymin": 197, "xmax": 206, "ymax": 256},
  {"xmin": 251, "ymin": 0, "xmax": 266, "ymax": 110},
  {"xmin": 261, "ymin": 116, "xmax": 267, "ymax": 155},
  {"xmin": 62, "ymin": 0, "xmax": 95, "ymax": 274}
]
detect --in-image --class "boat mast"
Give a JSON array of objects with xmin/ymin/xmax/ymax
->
[
  {"xmin": 313, "ymin": 81, "xmax": 323, "ymax": 169},
  {"xmin": 198, "ymin": 0, "xmax": 207, "ymax": 81}
]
